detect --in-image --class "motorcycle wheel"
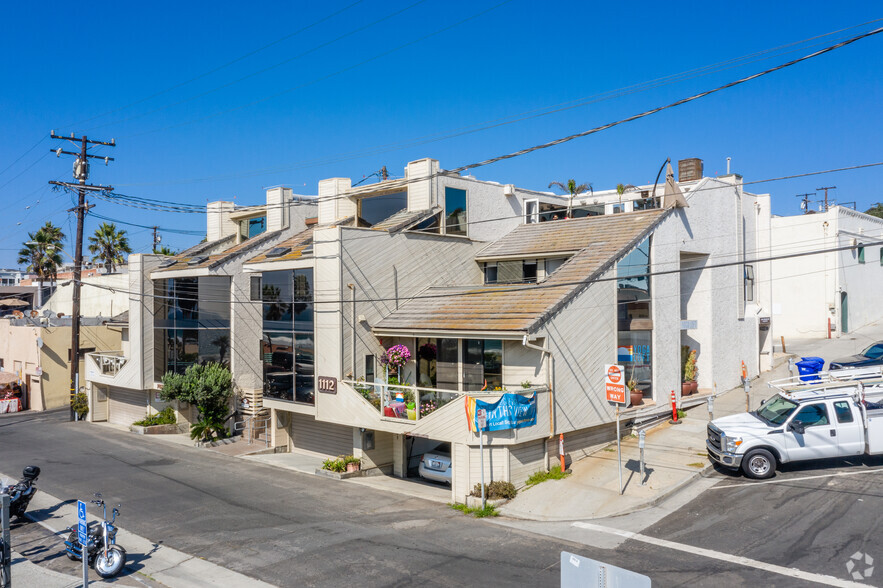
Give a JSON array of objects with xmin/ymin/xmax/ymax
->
[
  {"xmin": 94, "ymin": 545, "xmax": 126, "ymax": 579},
  {"xmin": 65, "ymin": 531, "xmax": 80, "ymax": 561}
]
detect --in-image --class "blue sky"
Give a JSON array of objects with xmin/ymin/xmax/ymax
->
[{"xmin": 1, "ymin": 1, "xmax": 881, "ymax": 266}]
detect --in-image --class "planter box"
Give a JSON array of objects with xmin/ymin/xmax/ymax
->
[
  {"xmin": 130, "ymin": 423, "xmax": 186, "ymax": 435},
  {"xmin": 314, "ymin": 468, "xmax": 364, "ymax": 480}
]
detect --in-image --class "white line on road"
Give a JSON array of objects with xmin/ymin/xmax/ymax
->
[
  {"xmin": 709, "ymin": 467, "xmax": 883, "ymax": 490},
  {"xmin": 572, "ymin": 522, "xmax": 865, "ymax": 587}
]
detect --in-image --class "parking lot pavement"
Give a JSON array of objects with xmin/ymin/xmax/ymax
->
[{"xmin": 644, "ymin": 456, "xmax": 883, "ymax": 585}]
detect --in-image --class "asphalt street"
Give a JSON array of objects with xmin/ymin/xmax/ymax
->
[{"xmin": 1, "ymin": 408, "xmax": 879, "ymax": 587}]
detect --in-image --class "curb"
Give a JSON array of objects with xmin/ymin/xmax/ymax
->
[{"xmin": 499, "ymin": 462, "xmax": 714, "ymax": 523}]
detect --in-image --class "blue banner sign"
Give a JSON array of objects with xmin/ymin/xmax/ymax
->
[{"xmin": 466, "ymin": 392, "xmax": 537, "ymax": 432}]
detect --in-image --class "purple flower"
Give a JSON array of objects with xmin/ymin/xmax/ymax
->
[{"xmin": 385, "ymin": 345, "xmax": 411, "ymax": 369}]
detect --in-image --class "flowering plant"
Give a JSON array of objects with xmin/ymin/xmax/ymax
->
[
  {"xmin": 420, "ymin": 400, "xmax": 438, "ymax": 417},
  {"xmin": 385, "ymin": 345, "xmax": 411, "ymax": 369},
  {"xmin": 418, "ymin": 342, "xmax": 437, "ymax": 361}
]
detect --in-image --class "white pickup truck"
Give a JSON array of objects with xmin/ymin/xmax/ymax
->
[{"xmin": 707, "ymin": 366, "xmax": 883, "ymax": 479}]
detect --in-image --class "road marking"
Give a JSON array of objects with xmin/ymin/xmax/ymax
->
[
  {"xmin": 709, "ymin": 467, "xmax": 883, "ymax": 490},
  {"xmin": 572, "ymin": 522, "xmax": 865, "ymax": 587}
]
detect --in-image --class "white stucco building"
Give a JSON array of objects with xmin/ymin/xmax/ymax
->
[{"xmin": 770, "ymin": 206, "xmax": 883, "ymax": 340}]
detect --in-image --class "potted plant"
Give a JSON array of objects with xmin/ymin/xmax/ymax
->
[
  {"xmin": 344, "ymin": 455, "xmax": 361, "ymax": 473},
  {"xmin": 627, "ymin": 377, "xmax": 643, "ymax": 407},
  {"xmin": 683, "ymin": 349, "xmax": 698, "ymax": 395}
]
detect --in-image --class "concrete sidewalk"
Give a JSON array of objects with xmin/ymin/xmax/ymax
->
[
  {"xmin": 500, "ymin": 319, "xmax": 883, "ymax": 522},
  {"xmin": 4, "ymin": 479, "xmax": 275, "ymax": 588}
]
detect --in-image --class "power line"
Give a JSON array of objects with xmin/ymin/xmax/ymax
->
[
  {"xmin": 88, "ymin": 160, "xmax": 883, "ymax": 217},
  {"xmin": 74, "ymin": 237, "xmax": 878, "ymax": 307},
  {"xmin": 109, "ymin": 19, "xmax": 883, "ymax": 188},
  {"xmin": 89, "ymin": 212, "xmax": 204, "ymax": 235},
  {"xmin": 0, "ymin": 136, "xmax": 47, "ymax": 179}
]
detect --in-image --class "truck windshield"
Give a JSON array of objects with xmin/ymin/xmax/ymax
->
[{"xmin": 756, "ymin": 396, "xmax": 799, "ymax": 425}]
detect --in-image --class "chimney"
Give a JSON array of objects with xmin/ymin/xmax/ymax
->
[
  {"xmin": 266, "ymin": 186, "xmax": 291, "ymax": 232},
  {"xmin": 678, "ymin": 158, "xmax": 703, "ymax": 182},
  {"xmin": 206, "ymin": 201, "xmax": 236, "ymax": 241},
  {"xmin": 405, "ymin": 158, "xmax": 439, "ymax": 211},
  {"xmin": 317, "ymin": 178, "xmax": 355, "ymax": 225}
]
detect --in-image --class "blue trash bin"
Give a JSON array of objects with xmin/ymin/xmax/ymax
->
[{"xmin": 796, "ymin": 356, "xmax": 824, "ymax": 382}]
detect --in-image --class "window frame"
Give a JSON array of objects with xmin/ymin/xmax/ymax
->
[
  {"xmin": 793, "ymin": 403, "xmax": 829, "ymax": 427},
  {"xmin": 744, "ymin": 264, "xmax": 755, "ymax": 302},
  {"xmin": 524, "ymin": 199, "xmax": 539, "ymax": 224},
  {"xmin": 444, "ymin": 187, "xmax": 468, "ymax": 236},
  {"xmin": 833, "ymin": 400, "xmax": 854, "ymax": 423}
]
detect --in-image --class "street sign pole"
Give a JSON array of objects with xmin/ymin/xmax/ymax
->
[
  {"xmin": 77, "ymin": 499, "xmax": 88, "ymax": 587},
  {"xmin": 616, "ymin": 407, "xmax": 623, "ymax": 495},
  {"xmin": 476, "ymin": 409, "xmax": 487, "ymax": 510},
  {"xmin": 638, "ymin": 430, "xmax": 646, "ymax": 486}
]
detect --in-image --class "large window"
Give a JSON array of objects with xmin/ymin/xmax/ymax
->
[
  {"xmin": 617, "ymin": 238, "xmax": 651, "ymax": 324},
  {"xmin": 359, "ymin": 192, "xmax": 407, "ymax": 226},
  {"xmin": 154, "ymin": 277, "xmax": 231, "ymax": 380},
  {"xmin": 463, "ymin": 339, "xmax": 502, "ymax": 391},
  {"xmin": 616, "ymin": 238, "xmax": 652, "ymax": 397},
  {"xmin": 445, "ymin": 187, "xmax": 467, "ymax": 236},
  {"xmin": 261, "ymin": 269, "xmax": 315, "ymax": 404}
]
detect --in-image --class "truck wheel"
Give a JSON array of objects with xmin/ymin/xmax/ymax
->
[{"xmin": 742, "ymin": 449, "xmax": 776, "ymax": 479}]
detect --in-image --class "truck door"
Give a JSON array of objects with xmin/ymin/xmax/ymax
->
[
  {"xmin": 784, "ymin": 402, "xmax": 842, "ymax": 461},
  {"xmin": 832, "ymin": 400, "xmax": 864, "ymax": 456}
]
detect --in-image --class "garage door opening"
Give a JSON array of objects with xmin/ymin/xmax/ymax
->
[{"xmin": 407, "ymin": 436, "xmax": 452, "ymax": 488}]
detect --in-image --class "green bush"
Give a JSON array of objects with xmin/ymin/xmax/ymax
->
[
  {"xmin": 471, "ymin": 480, "xmax": 517, "ymax": 500},
  {"xmin": 160, "ymin": 363, "xmax": 233, "ymax": 442},
  {"xmin": 322, "ymin": 457, "xmax": 347, "ymax": 473},
  {"xmin": 71, "ymin": 392, "xmax": 89, "ymax": 419},
  {"xmin": 133, "ymin": 407, "xmax": 176, "ymax": 427}
]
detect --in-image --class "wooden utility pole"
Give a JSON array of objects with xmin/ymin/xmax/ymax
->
[
  {"xmin": 795, "ymin": 192, "xmax": 815, "ymax": 213},
  {"xmin": 48, "ymin": 132, "xmax": 115, "ymax": 421},
  {"xmin": 152, "ymin": 226, "xmax": 160, "ymax": 253},
  {"xmin": 817, "ymin": 186, "xmax": 836, "ymax": 212}
]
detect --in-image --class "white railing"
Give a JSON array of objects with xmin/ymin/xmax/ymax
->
[
  {"xmin": 88, "ymin": 352, "xmax": 128, "ymax": 376},
  {"xmin": 343, "ymin": 379, "xmax": 542, "ymax": 423}
]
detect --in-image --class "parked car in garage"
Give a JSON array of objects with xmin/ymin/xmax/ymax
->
[
  {"xmin": 829, "ymin": 342, "xmax": 883, "ymax": 370},
  {"xmin": 418, "ymin": 443, "xmax": 452, "ymax": 485}
]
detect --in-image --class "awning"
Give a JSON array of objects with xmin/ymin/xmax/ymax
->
[{"xmin": 0, "ymin": 298, "xmax": 29, "ymax": 308}]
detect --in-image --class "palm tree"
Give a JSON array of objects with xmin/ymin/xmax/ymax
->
[
  {"xmin": 548, "ymin": 179, "xmax": 592, "ymax": 219},
  {"xmin": 88, "ymin": 222, "xmax": 132, "ymax": 273},
  {"xmin": 154, "ymin": 245, "xmax": 177, "ymax": 256},
  {"xmin": 18, "ymin": 222, "xmax": 65, "ymax": 303}
]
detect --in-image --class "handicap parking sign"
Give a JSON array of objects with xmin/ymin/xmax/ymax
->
[{"xmin": 77, "ymin": 500, "xmax": 87, "ymax": 545}]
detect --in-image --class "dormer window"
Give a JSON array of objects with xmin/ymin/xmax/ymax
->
[{"xmin": 483, "ymin": 260, "xmax": 539, "ymax": 284}]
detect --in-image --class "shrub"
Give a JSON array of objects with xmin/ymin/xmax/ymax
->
[
  {"xmin": 71, "ymin": 392, "xmax": 89, "ymax": 419},
  {"xmin": 322, "ymin": 457, "xmax": 347, "ymax": 472},
  {"xmin": 471, "ymin": 480, "xmax": 517, "ymax": 500},
  {"xmin": 160, "ymin": 363, "xmax": 233, "ymax": 441},
  {"xmin": 133, "ymin": 406, "xmax": 176, "ymax": 427},
  {"xmin": 449, "ymin": 503, "xmax": 499, "ymax": 518}
]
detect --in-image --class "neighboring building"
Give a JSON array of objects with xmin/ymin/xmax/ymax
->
[
  {"xmin": 770, "ymin": 206, "xmax": 883, "ymax": 339},
  {"xmin": 0, "ymin": 269, "xmax": 26, "ymax": 287},
  {"xmin": 42, "ymin": 271, "xmax": 131, "ymax": 319},
  {"xmin": 0, "ymin": 315, "xmax": 123, "ymax": 411}
]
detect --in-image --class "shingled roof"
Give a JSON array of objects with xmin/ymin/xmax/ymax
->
[
  {"xmin": 153, "ymin": 231, "xmax": 280, "ymax": 273},
  {"xmin": 245, "ymin": 227, "xmax": 315, "ymax": 264},
  {"xmin": 374, "ymin": 209, "xmax": 670, "ymax": 335}
]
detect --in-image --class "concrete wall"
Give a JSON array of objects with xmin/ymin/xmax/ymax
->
[
  {"xmin": 770, "ymin": 210, "xmax": 839, "ymax": 338},
  {"xmin": 43, "ymin": 272, "xmax": 130, "ymax": 317},
  {"xmin": 41, "ymin": 324, "xmax": 121, "ymax": 410},
  {"xmin": 833, "ymin": 208, "xmax": 883, "ymax": 335}
]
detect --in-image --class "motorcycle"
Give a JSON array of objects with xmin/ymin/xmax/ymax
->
[
  {"xmin": 64, "ymin": 493, "xmax": 127, "ymax": 579},
  {"xmin": 2, "ymin": 465, "xmax": 40, "ymax": 519}
]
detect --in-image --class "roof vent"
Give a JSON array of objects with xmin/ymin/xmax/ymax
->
[
  {"xmin": 158, "ymin": 258, "xmax": 177, "ymax": 268},
  {"xmin": 266, "ymin": 246, "xmax": 291, "ymax": 258},
  {"xmin": 187, "ymin": 256, "xmax": 208, "ymax": 265}
]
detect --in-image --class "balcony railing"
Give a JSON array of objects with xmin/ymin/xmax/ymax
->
[
  {"xmin": 343, "ymin": 379, "xmax": 542, "ymax": 423},
  {"xmin": 89, "ymin": 352, "xmax": 128, "ymax": 376}
]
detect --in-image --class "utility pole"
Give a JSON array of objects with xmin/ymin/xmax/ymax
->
[
  {"xmin": 48, "ymin": 131, "xmax": 115, "ymax": 421},
  {"xmin": 817, "ymin": 186, "xmax": 836, "ymax": 212},
  {"xmin": 795, "ymin": 192, "xmax": 815, "ymax": 214},
  {"xmin": 152, "ymin": 226, "xmax": 160, "ymax": 253}
]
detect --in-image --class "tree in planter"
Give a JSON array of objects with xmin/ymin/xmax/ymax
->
[{"xmin": 160, "ymin": 362, "xmax": 234, "ymax": 442}]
